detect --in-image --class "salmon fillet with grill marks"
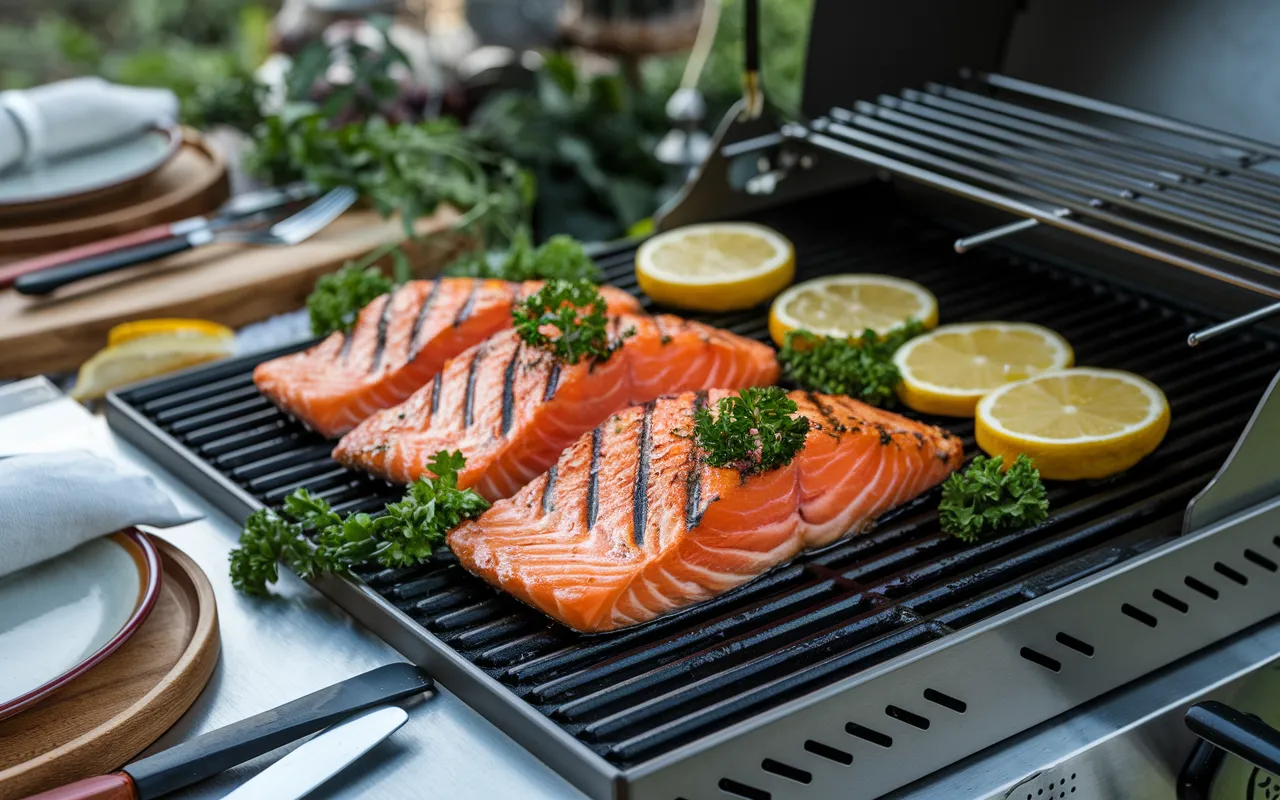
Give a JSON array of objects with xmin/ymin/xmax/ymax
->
[
  {"xmin": 253, "ymin": 279, "xmax": 641, "ymax": 438},
  {"xmin": 447, "ymin": 390, "xmax": 963, "ymax": 632},
  {"xmin": 332, "ymin": 315, "xmax": 780, "ymax": 501}
]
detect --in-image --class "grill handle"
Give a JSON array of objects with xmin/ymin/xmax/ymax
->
[{"xmin": 1177, "ymin": 701, "xmax": 1280, "ymax": 800}]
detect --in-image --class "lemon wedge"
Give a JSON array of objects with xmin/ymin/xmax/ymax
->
[
  {"xmin": 72, "ymin": 329, "xmax": 235, "ymax": 401},
  {"xmin": 768, "ymin": 274, "xmax": 938, "ymax": 348},
  {"xmin": 108, "ymin": 318, "xmax": 234, "ymax": 347},
  {"xmin": 893, "ymin": 322, "xmax": 1073, "ymax": 416},
  {"xmin": 635, "ymin": 222, "xmax": 795, "ymax": 312},
  {"xmin": 976, "ymin": 368, "xmax": 1170, "ymax": 480}
]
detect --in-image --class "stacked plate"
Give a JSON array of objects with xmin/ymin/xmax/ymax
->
[{"xmin": 0, "ymin": 530, "xmax": 162, "ymax": 721}]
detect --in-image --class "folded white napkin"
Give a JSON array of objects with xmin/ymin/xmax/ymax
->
[
  {"xmin": 0, "ymin": 77, "xmax": 178, "ymax": 173},
  {"xmin": 0, "ymin": 450, "xmax": 198, "ymax": 579}
]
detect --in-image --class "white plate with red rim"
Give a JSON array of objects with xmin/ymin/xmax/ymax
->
[{"xmin": 0, "ymin": 529, "xmax": 161, "ymax": 721}]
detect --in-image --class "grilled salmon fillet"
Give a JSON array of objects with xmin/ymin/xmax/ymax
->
[
  {"xmin": 332, "ymin": 315, "xmax": 780, "ymax": 500},
  {"xmin": 253, "ymin": 279, "xmax": 641, "ymax": 439},
  {"xmin": 448, "ymin": 390, "xmax": 963, "ymax": 633}
]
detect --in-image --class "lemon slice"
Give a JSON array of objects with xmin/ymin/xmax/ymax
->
[
  {"xmin": 635, "ymin": 222, "xmax": 795, "ymax": 312},
  {"xmin": 72, "ymin": 332, "xmax": 236, "ymax": 401},
  {"xmin": 768, "ymin": 274, "xmax": 938, "ymax": 348},
  {"xmin": 976, "ymin": 368, "xmax": 1170, "ymax": 480},
  {"xmin": 108, "ymin": 318, "xmax": 234, "ymax": 347},
  {"xmin": 893, "ymin": 322, "xmax": 1073, "ymax": 416}
]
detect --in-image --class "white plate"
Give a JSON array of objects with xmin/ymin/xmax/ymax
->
[
  {"xmin": 0, "ymin": 530, "xmax": 160, "ymax": 720},
  {"xmin": 0, "ymin": 126, "xmax": 181, "ymax": 213}
]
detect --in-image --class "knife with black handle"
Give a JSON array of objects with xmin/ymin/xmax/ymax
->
[{"xmin": 25, "ymin": 662, "xmax": 432, "ymax": 800}]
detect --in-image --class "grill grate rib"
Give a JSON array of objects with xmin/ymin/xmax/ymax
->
[{"xmin": 114, "ymin": 188, "xmax": 1279, "ymax": 770}]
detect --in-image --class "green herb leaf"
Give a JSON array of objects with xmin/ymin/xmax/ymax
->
[
  {"xmin": 307, "ymin": 262, "xmax": 394, "ymax": 338},
  {"xmin": 938, "ymin": 454, "xmax": 1050, "ymax": 543},
  {"xmin": 778, "ymin": 320, "xmax": 924, "ymax": 407},
  {"xmin": 512, "ymin": 279, "xmax": 622, "ymax": 364},
  {"xmin": 694, "ymin": 387, "xmax": 811, "ymax": 476},
  {"xmin": 443, "ymin": 230, "xmax": 602, "ymax": 283},
  {"xmin": 228, "ymin": 450, "xmax": 490, "ymax": 595}
]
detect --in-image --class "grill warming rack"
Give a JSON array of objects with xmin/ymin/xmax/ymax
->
[
  {"xmin": 785, "ymin": 70, "xmax": 1280, "ymax": 345},
  {"xmin": 106, "ymin": 193, "xmax": 1280, "ymax": 800}
]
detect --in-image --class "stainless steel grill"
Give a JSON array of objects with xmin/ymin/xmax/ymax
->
[{"xmin": 107, "ymin": 185, "xmax": 1280, "ymax": 799}]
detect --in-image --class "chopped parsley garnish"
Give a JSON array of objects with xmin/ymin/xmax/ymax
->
[
  {"xmin": 694, "ymin": 387, "xmax": 811, "ymax": 475},
  {"xmin": 445, "ymin": 229, "xmax": 602, "ymax": 283},
  {"xmin": 307, "ymin": 261, "xmax": 394, "ymax": 337},
  {"xmin": 512, "ymin": 279, "xmax": 624, "ymax": 364},
  {"xmin": 229, "ymin": 450, "xmax": 488, "ymax": 595},
  {"xmin": 778, "ymin": 320, "xmax": 925, "ymax": 407},
  {"xmin": 938, "ymin": 454, "xmax": 1049, "ymax": 543}
]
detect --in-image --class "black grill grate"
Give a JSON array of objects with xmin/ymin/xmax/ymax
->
[{"xmin": 115, "ymin": 188, "xmax": 1280, "ymax": 769}]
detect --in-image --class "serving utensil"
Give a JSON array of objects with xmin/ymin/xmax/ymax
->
[{"xmin": 13, "ymin": 187, "xmax": 357, "ymax": 296}]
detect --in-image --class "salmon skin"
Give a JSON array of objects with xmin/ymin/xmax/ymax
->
[
  {"xmin": 253, "ymin": 279, "xmax": 641, "ymax": 439},
  {"xmin": 333, "ymin": 315, "xmax": 780, "ymax": 501},
  {"xmin": 447, "ymin": 390, "xmax": 963, "ymax": 633}
]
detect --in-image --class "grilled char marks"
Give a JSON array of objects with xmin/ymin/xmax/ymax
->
[
  {"xmin": 500, "ymin": 341, "xmax": 522, "ymax": 436},
  {"xmin": 543, "ymin": 362, "xmax": 562, "ymax": 402},
  {"xmin": 452, "ymin": 280, "xmax": 480, "ymax": 327},
  {"xmin": 685, "ymin": 391, "xmax": 708, "ymax": 530},
  {"xmin": 407, "ymin": 279, "xmax": 443, "ymax": 360},
  {"xmin": 429, "ymin": 371, "xmax": 443, "ymax": 416},
  {"xmin": 586, "ymin": 426, "xmax": 604, "ymax": 529},
  {"xmin": 463, "ymin": 341, "xmax": 487, "ymax": 428},
  {"xmin": 632, "ymin": 401, "xmax": 655, "ymax": 547},
  {"xmin": 370, "ymin": 286, "xmax": 401, "ymax": 373}
]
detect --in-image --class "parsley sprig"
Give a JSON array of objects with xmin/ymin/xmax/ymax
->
[
  {"xmin": 307, "ymin": 259, "xmax": 395, "ymax": 337},
  {"xmin": 694, "ymin": 387, "xmax": 811, "ymax": 476},
  {"xmin": 513, "ymin": 279, "xmax": 625, "ymax": 364},
  {"xmin": 445, "ymin": 230, "xmax": 602, "ymax": 283},
  {"xmin": 938, "ymin": 454, "xmax": 1050, "ymax": 543},
  {"xmin": 229, "ymin": 450, "xmax": 489, "ymax": 595},
  {"xmin": 778, "ymin": 320, "xmax": 925, "ymax": 407}
]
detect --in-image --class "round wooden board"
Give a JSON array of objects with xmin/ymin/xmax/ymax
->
[
  {"xmin": 0, "ymin": 129, "xmax": 229, "ymax": 256},
  {"xmin": 0, "ymin": 538, "xmax": 220, "ymax": 798}
]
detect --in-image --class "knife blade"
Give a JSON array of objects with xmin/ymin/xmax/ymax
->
[
  {"xmin": 0, "ymin": 182, "xmax": 316, "ymax": 289},
  {"xmin": 220, "ymin": 706, "xmax": 408, "ymax": 800},
  {"xmin": 26, "ymin": 662, "xmax": 432, "ymax": 800}
]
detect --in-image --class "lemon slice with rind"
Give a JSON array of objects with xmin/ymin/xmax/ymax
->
[
  {"xmin": 108, "ymin": 318, "xmax": 234, "ymax": 347},
  {"xmin": 72, "ymin": 332, "xmax": 235, "ymax": 401},
  {"xmin": 635, "ymin": 222, "xmax": 795, "ymax": 312},
  {"xmin": 975, "ymin": 368, "xmax": 1170, "ymax": 480},
  {"xmin": 893, "ymin": 322, "xmax": 1073, "ymax": 416},
  {"xmin": 768, "ymin": 274, "xmax": 937, "ymax": 348}
]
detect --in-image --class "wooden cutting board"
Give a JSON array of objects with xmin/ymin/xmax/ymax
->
[
  {"xmin": 0, "ymin": 208, "xmax": 466, "ymax": 377},
  {"xmin": 0, "ymin": 539, "xmax": 219, "ymax": 798}
]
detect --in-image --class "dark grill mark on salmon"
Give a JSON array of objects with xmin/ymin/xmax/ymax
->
[
  {"xmin": 370, "ymin": 289, "xmax": 399, "ymax": 373},
  {"xmin": 428, "ymin": 371, "xmax": 443, "ymax": 417},
  {"xmin": 463, "ymin": 342, "xmax": 487, "ymax": 428},
  {"xmin": 407, "ymin": 279, "xmax": 443, "ymax": 359},
  {"xmin": 544, "ymin": 362, "xmax": 561, "ymax": 402},
  {"xmin": 500, "ymin": 342, "xmax": 522, "ymax": 437},
  {"xmin": 586, "ymin": 426, "xmax": 603, "ymax": 529},
  {"xmin": 805, "ymin": 391, "xmax": 845, "ymax": 434},
  {"xmin": 685, "ymin": 391, "xmax": 708, "ymax": 530},
  {"xmin": 452, "ymin": 281, "xmax": 480, "ymax": 327},
  {"xmin": 338, "ymin": 331, "xmax": 355, "ymax": 362},
  {"xmin": 541, "ymin": 464, "xmax": 558, "ymax": 513},
  {"xmin": 633, "ymin": 401, "xmax": 655, "ymax": 547}
]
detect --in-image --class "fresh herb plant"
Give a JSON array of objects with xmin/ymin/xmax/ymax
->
[
  {"xmin": 306, "ymin": 260, "xmax": 394, "ymax": 337},
  {"xmin": 512, "ymin": 279, "xmax": 622, "ymax": 364},
  {"xmin": 694, "ymin": 387, "xmax": 811, "ymax": 475},
  {"xmin": 445, "ymin": 230, "xmax": 602, "ymax": 283},
  {"xmin": 938, "ymin": 454, "xmax": 1050, "ymax": 543},
  {"xmin": 778, "ymin": 320, "xmax": 925, "ymax": 407},
  {"xmin": 229, "ymin": 450, "xmax": 489, "ymax": 595}
]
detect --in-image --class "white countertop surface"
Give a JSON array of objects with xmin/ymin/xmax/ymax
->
[{"xmin": 0, "ymin": 381, "xmax": 584, "ymax": 799}]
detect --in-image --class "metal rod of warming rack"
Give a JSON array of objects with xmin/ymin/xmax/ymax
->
[
  {"xmin": 969, "ymin": 70, "xmax": 1280, "ymax": 162},
  {"xmin": 788, "ymin": 121, "xmax": 1280, "ymax": 302},
  {"xmin": 1188, "ymin": 300, "xmax": 1280, "ymax": 346},
  {"xmin": 954, "ymin": 210, "xmax": 1070, "ymax": 253},
  {"xmin": 741, "ymin": 0, "xmax": 762, "ymax": 118}
]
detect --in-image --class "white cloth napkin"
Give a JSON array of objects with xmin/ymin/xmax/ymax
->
[
  {"xmin": 0, "ymin": 450, "xmax": 198, "ymax": 579},
  {"xmin": 0, "ymin": 77, "xmax": 178, "ymax": 173}
]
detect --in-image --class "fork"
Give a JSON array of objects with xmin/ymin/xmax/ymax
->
[{"xmin": 13, "ymin": 187, "xmax": 359, "ymax": 296}]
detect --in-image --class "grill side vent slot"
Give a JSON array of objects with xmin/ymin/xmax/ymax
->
[
  {"xmin": 922, "ymin": 688, "xmax": 966, "ymax": 713},
  {"xmin": 845, "ymin": 722, "xmax": 893, "ymax": 747},
  {"xmin": 1054, "ymin": 632, "xmax": 1095, "ymax": 657},
  {"xmin": 885, "ymin": 705, "xmax": 930, "ymax": 730},
  {"xmin": 1214, "ymin": 562, "xmax": 1249, "ymax": 585},
  {"xmin": 1121, "ymin": 603, "xmax": 1158, "ymax": 627},
  {"xmin": 804, "ymin": 739, "xmax": 853, "ymax": 765},
  {"xmin": 1152, "ymin": 589, "xmax": 1189, "ymax": 613},
  {"xmin": 1185, "ymin": 575, "xmax": 1220, "ymax": 599},
  {"xmin": 1244, "ymin": 549, "xmax": 1278, "ymax": 571},
  {"xmin": 761, "ymin": 759, "xmax": 813, "ymax": 785},
  {"xmin": 1019, "ymin": 647, "xmax": 1062, "ymax": 672},
  {"xmin": 718, "ymin": 778, "xmax": 771, "ymax": 800}
]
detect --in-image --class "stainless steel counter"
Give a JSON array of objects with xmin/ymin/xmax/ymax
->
[{"xmin": 0, "ymin": 380, "xmax": 583, "ymax": 799}]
